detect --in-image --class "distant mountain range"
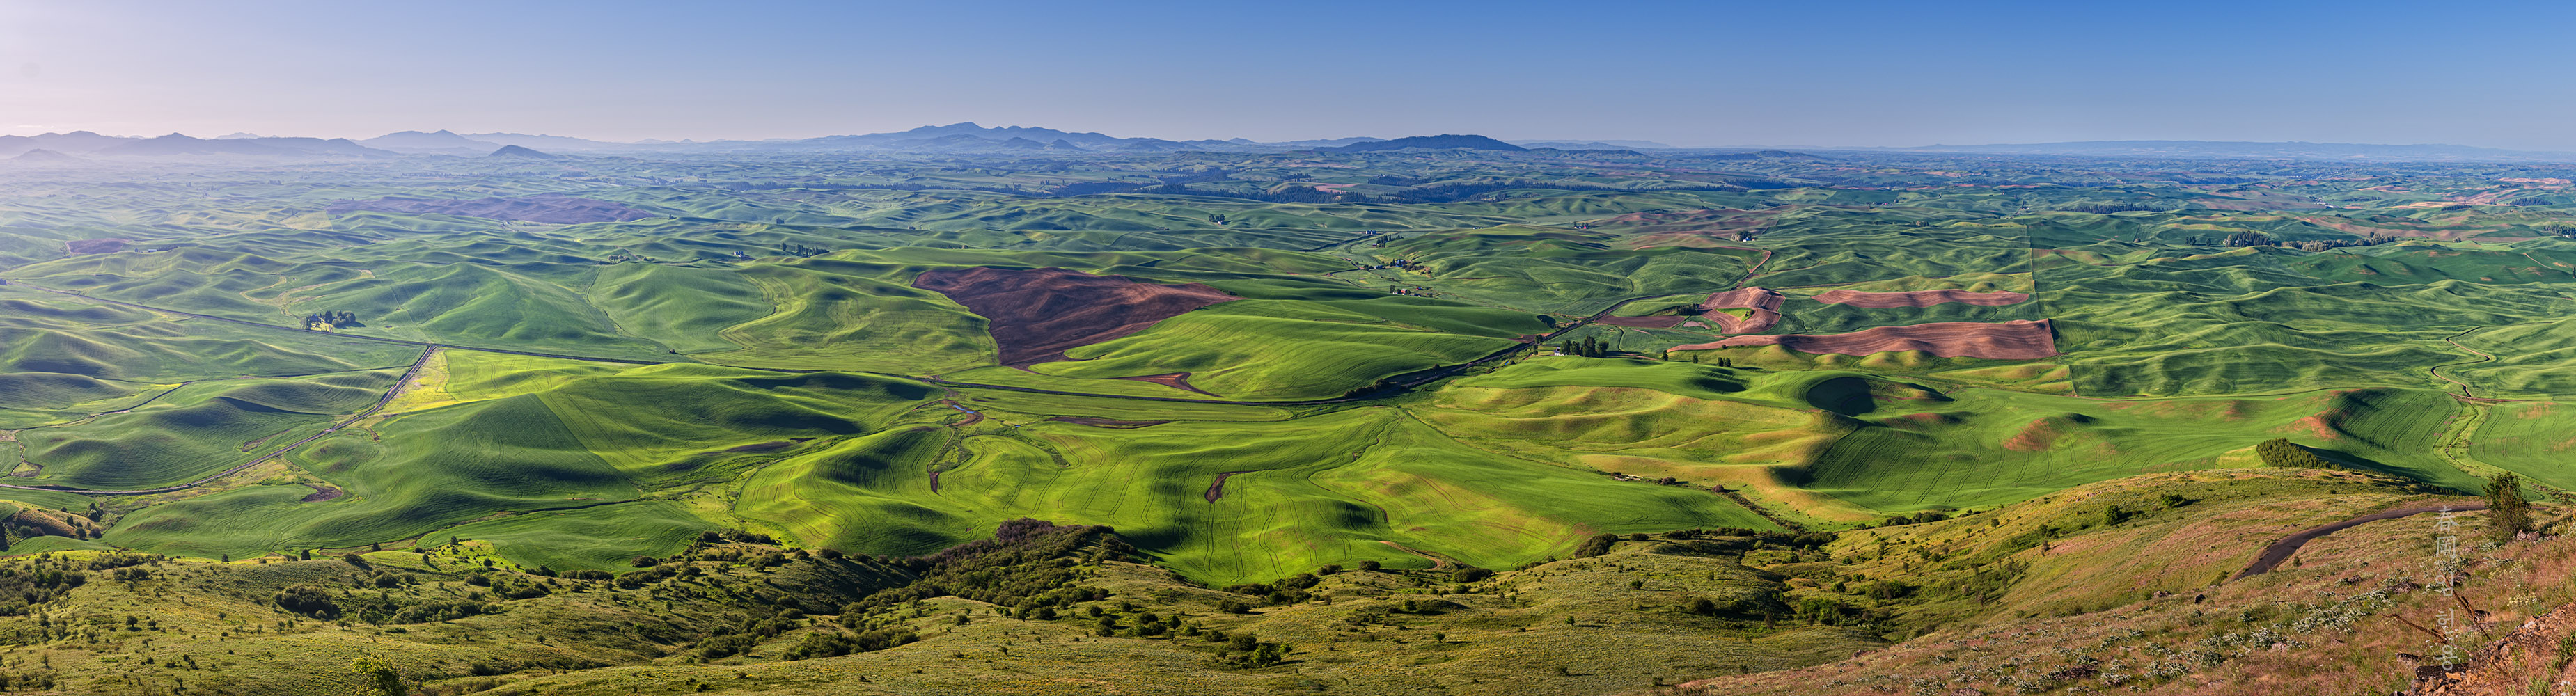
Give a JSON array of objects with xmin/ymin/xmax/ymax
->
[
  {"xmin": 1330, "ymin": 134, "xmax": 1526, "ymax": 152},
  {"xmin": 0, "ymin": 123, "xmax": 1688, "ymax": 160},
  {"xmin": 360, "ymin": 129, "xmax": 503, "ymax": 156},
  {"xmin": 0, "ymin": 131, "xmax": 401, "ymax": 159},
  {"xmin": 1867, "ymin": 140, "xmax": 2576, "ymax": 161},
  {"xmin": 10, "ymin": 125, "xmax": 2552, "ymax": 163}
]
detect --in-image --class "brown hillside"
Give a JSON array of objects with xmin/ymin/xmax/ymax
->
[{"xmin": 912, "ymin": 266, "xmax": 1238, "ymax": 367}]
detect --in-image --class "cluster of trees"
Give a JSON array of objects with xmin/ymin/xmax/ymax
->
[
  {"xmin": 1561, "ymin": 335, "xmax": 1613, "ymax": 358},
  {"xmin": 1221, "ymin": 571, "xmax": 1328, "ymax": 607},
  {"xmin": 695, "ymin": 608, "xmax": 815, "ymax": 659},
  {"xmin": 2056, "ymin": 201, "xmax": 2175, "ymax": 214},
  {"xmin": 840, "ymin": 519, "xmax": 1131, "ymax": 617},
  {"xmin": 774, "ymin": 242, "xmax": 826, "ymax": 257},
  {"xmin": 0, "ymin": 560, "xmax": 90, "ymax": 617},
  {"xmin": 1217, "ymin": 631, "xmax": 1293, "ymax": 667},
  {"xmin": 2256, "ymin": 438, "xmax": 2335, "ymax": 468},
  {"xmin": 273, "ymin": 584, "xmax": 340, "ymax": 619},
  {"xmin": 2194, "ymin": 230, "xmax": 2392, "ymax": 252},
  {"xmin": 1858, "ymin": 509, "xmax": 1954, "ymax": 529},
  {"xmin": 303, "ymin": 310, "xmax": 359, "ymax": 330},
  {"xmin": 0, "ymin": 506, "xmax": 102, "ymax": 550},
  {"xmin": 780, "ymin": 626, "xmax": 918, "ymax": 661}
]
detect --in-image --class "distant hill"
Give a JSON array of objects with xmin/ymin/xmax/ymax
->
[
  {"xmin": 93, "ymin": 134, "xmax": 393, "ymax": 158},
  {"xmin": 1269, "ymin": 136, "xmax": 1385, "ymax": 148},
  {"xmin": 1700, "ymin": 150, "xmax": 1832, "ymax": 161},
  {"xmin": 465, "ymin": 132, "xmax": 630, "ymax": 151},
  {"xmin": 1329, "ymin": 134, "xmax": 1527, "ymax": 152},
  {"xmin": 0, "ymin": 131, "xmax": 138, "ymax": 158},
  {"xmin": 7, "ymin": 149, "xmax": 79, "ymax": 163},
  {"xmin": 792, "ymin": 122, "xmax": 1138, "ymax": 151},
  {"xmin": 487, "ymin": 145, "xmax": 562, "ymax": 159},
  {"xmin": 1883, "ymin": 140, "xmax": 2573, "ymax": 162},
  {"xmin": 361, "ymin": 129, "xmax": 503, "ymax": 155},
  {"xmin": 1511, "ymin": 139, "xmax": 1677, "ymax": 150}
]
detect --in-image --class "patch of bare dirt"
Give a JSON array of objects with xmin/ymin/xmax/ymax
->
[
  {"xmin": 1813, "ymin": 288, "xmax": 2029, "ymax": 308},
  {"xmin": 1117, "ymin": 372, "xmax": 1216, "ymax": 395},
  {"xmin": 1204, "ymin": 470, "xmax": 1250, "ymax": 503},
  {"xmin": 1674, "ymin": 319, "xmax": 2058, "ymax": 359},
  {"xmin": 300, "ymin": 484, "xmax": 345, "ymax": 503},
  {"xmin": 1701, "ymin": 287, "xmax": 1786, "ymax": 333},
  {"xmin": 1604, "ymin": 288, "xmax": 1789, "ymax": 331},
  {"xmin": 913, "ymin": 267, "xmax": 1239, "ymax": 367}
]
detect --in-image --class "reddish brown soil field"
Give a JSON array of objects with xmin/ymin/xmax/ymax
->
[
  {"xmin": 1702, "ymin": 287, "xmax": 1784, "ymax": 333},
  {"xmin": 326, "ymin": 193, "xmax": 655, "ymax": 223},
  {"xmin": 912, "ymin": 267, "xmax": 1238, "ymax": 367},
  {"xmin": 2002, "ymin": 418, "xmax": 2061, "ymax": 452},
  {"xmin": 1044, "ymin": 416, "xmax": 1172, "ymax": 429},
  {"xmin": 1600, "ymin": 287, "xmax": 1784, "ymax": 331},
  {"xmin": 1812, "ymin": 288, "xmax": 2029, "ymax": 308},
  {"xmin": 8, "ymin": 509, "xmax": 77, "ymax": 537},
  {"xmin": 299, "ymin": 484, "xmax": 345, "ymax": 503},
  {"xmin": 1672, "ymin": 319, "xmax": 2057, "ymax": 359},
  {"xmin": 64, "ymin": 238, "xmax": 128, "ymax": 254}
]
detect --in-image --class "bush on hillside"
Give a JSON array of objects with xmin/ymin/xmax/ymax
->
[
  {"xmin": 780, "ymin": 627, "xmax": 918, "ymax": 661},
  {"xmin": 2488, "ymin": 473, "xmax": 2533, "ymax": 541},
  {"xmin": 2256, "ymin": 438, "xmax": 2333, "ymax": 468},
  {"xmin": 274, "ymin": 585, "xmax": 340, "ymax": 619},
  {"xmin": 1573, "ymin": 533, "xmax": 1619, "ymax": 558}
]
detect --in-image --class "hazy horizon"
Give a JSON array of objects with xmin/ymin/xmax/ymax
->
[{"xmin": 8, "ymin": 0, "xmax": 2573, "ymax": 149}]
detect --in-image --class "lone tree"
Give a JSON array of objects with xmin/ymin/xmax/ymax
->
[
  {"xmin": 2255, "ymin": 438, "xmax": 2333, "ymax": 468},
  {"xmin": 2486, "ymin": 473, "xmax": 2533, "ymax": 542},
  {"xmin": 350, "ymin": 656, "xmax": 403, "ymax": 696}
]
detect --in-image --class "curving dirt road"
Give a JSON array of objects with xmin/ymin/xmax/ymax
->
[
  {"xmin": 2429, "ymin": 327, "xmax": 2495, "ymax": 398},
  {"xmin": 2229, "ymin": 501, "xmax": 2488, "ymax": 581}
]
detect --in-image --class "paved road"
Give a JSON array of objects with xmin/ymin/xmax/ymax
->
[{"xmin": 2229, "ymin": 501, "xmax": 2488, "ymax": 581}]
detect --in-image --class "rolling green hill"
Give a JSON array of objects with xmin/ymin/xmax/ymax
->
[{"xmin": 6, "ymin": 145, "xmax": 2576, "ymax": 694}]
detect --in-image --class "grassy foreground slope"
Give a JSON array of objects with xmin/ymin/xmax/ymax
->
[{"xmin": 0, "ymin": 468, "xmax": 2536, "ymax": 696}]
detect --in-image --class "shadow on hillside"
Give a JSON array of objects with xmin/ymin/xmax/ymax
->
[{"xmin": 2305, "ymin": 445, "xmax": 2472, "ymax": 494}]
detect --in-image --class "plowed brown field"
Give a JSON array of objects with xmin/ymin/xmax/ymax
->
[
  {"xmin": 913, "ymin": 267, "xmax": 1238, "ymax": 367},
  {"xmin": 1673, "ymin": 319, "xmax": 2057, "ymax": 359},
  {"xmin": 1812, "ymin": 288, "xmax": 2028, "ymax": 308}
]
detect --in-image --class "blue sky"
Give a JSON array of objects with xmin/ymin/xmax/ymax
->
[{"xmin": 3, "ymin": 0, "xmax": 2570, "ymax": 148}]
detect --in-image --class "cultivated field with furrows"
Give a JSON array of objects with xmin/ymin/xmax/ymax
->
[{"xmin": 3, "ymin": 145, "xmax": 2575, "ymax": 693}]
